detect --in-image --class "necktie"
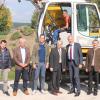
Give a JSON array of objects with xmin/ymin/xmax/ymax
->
[{"xmin": 70, "ymin": 45, "xmax": 72, "ymax": 60}]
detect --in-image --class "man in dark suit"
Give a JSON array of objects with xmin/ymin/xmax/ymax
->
[
  {"xmin": 49, "ymin": 40, "xmax": 66, "ymax": 95},
  {"xmin": 85, "ymin": 39, "xmax": 100, "ymax": 96},
  {"xmin": 13, "ymin": 38, "xmax": 30, "ymax": 96},
  {"xmin": 66, "ymin": 35, "xmax": 83, "ymax": 96}
]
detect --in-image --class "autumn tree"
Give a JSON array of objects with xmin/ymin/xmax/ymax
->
[
  {"xmin": 0, "ymin": 6, "xmax": 12, "ymax": 33},
  {"xmin": 31, "ymin": 10, "xmax": 40, "ymax": 29}
]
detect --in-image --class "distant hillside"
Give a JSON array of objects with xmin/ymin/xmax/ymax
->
[{"xmin": 13, "ymin": 22, "xmax": 31, "ymax": 28}]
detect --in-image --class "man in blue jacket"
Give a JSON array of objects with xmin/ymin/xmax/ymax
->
[{"xmin": 0, "ymin": 40, "xmax": 11, "ymax": 96}]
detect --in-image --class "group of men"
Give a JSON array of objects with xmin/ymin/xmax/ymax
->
[{"xmin": 0, "ymin": 34, "xmax": 100, "ymax": 97}]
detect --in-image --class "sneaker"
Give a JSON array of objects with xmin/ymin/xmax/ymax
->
[
  {"xmin": 4, "ymin": 91, "xmax": 10, "ymax": 96},
  {"xmin": 41, "ymin": 90, "xmax": 46, "ymax": 94},
  {"xmin": 32, "ymin": 90, "xmax": 37, "ymax": 95}
]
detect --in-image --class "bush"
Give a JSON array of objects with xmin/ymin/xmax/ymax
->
[
  {"xmin": 10, "ymin": 32, "xmax": 21, "ymax": 40},
  {"xmin": 0, "ymin": 30, "xmax": 10, "ymax": 35},
  {"xmin": 22, "ymin": 26, "xmax": 34, "ymax": 36}
]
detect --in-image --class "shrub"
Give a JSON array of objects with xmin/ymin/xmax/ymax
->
[
  {"xmin": 10, "ymin": 32, "xmax": 21, "ymax": 40},
  {"xmin": 22, "ymin": 26, "xmax": 34, "ymax": 36}
]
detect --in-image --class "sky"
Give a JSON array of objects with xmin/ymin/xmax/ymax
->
[{"xmin": 5, "ymin": 0, "xmax": 35, "ymax": 23}]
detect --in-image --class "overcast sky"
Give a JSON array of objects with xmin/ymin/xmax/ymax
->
[{"xmin": 5, "ymin": 0, "xmax": 35, "ymax": 23}]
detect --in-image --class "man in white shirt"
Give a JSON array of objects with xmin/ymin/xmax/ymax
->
[
  {"xmin": 66, "ymin": 35, "xmax": 83, "ymax": 97},
  {"xmin": 13, "ymin": 38, "xmax": 30, "ymax": 96}
]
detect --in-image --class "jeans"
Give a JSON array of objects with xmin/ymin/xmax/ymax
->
[
  {"xmin": 13, "ymin": 68, "xmax": 29, "ymax": 91},
  {"xmin": 33, "ymin": 62, "xmax": 46, "ymax": 90}
]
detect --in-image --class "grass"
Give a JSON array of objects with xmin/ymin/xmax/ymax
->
[
  {"xmin": 0, "ymin": 34, "xmax": 7, "ymax": 40},
  {"xmin": 8, "ymin": 68, "xmax": 15, "ymax": 80}
]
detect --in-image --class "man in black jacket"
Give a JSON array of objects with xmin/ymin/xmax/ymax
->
[
  {"xmin": 49, "ymin": 40, "xmax": 66, "ymax": 95},
  {"xmin": 0, "ymin": 40, "xmax": 11, "ymax": 96}
]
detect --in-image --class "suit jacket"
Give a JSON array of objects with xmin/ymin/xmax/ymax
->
[
  {"xmin": 32, "ymin": 42, "xmax": 50, "ymax": 64},
  {"xmin": 13, "ymin": 46, "xmax": 30, "ymax": 70},
  {"xmin": 85, "ymin": 48, "xmax": 100, "ymax": 72},
  {"xmin": 49, "ymin": 47, "xmax": 66, "ymax": 71},
  {"xmin": 66, "ymin": 43, "xmax": 83, "ymax": 66}
]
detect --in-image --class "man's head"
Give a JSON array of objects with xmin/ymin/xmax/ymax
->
[
  {"xmin": 92, "ymin": 39, "xmax": 99, "ymax": 48},
  {"xmin": 63, "ymin": 10, "xmax": 68, "ymax": 17},
  {"xmin": 39, "ymin": 34, "xmax": 45, "ymax": 44},
  {"xmin": 57, "ymin": 40, "xmax": 63, "ymax": 49},
  {"xmin": 0, "ymin": 40, "xmax": 7, "ymax": 49},
  {"xmin": 19, "ymin": 38, "xmax": 26, "ymax": 48},
  {"xmin": 67, "ymin": 35, "xmax": 74, "ymax": 44}
]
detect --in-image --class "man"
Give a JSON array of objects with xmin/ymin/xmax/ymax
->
[
  {"xmin": 32, "ymin": 34, "xmax": 49, "ymax": 94},
  {"xmin": 85, "ymin": 39, "xmax": 100, "ymax": 96},
  {"xmin": 61, "ymin": 10, "xmax": 71, "ymax": 32},
  {"xmin": 66, "ymin": 35, "xmax": 83, "ymax": 96},
  {"xmin": 13, "ymin": 38, "xmax": 30, "ymax": 96},
  {"xmin": 0, "ymin": 40, "xmax": 11, "ymax": 96},
  {"xmin": 49, "ymin": 40, "xmax": 66, "ymax": 95}
]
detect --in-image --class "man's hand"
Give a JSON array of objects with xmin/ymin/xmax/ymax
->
[
  {"xmin": 50, "ymin": 68, "xmax": 53, "ymax": 72},
  {"xmin": 33, "ymin": 64, "xmax": 37, "ymax": 69},
  {"xmin": 46, "ymin": 63, "xmax": 49, "ymax": 69},
  {"xmin": 23, "ymin": 64, "xmax": 28, "ymax": 67},
  {"xmin": 19, "ymin": 63, "xmax": 24, "ymax": 67},
  {"xmin": 86, "ymin": 68, "xmax": 88, "ymax": 72},
  {"xmin": 63, "ymin": 69, "xmax": 66, "ymax": 72},
  {"xmin": 79, "ymin": 64, "xmax": 82, "ymax": 69}
]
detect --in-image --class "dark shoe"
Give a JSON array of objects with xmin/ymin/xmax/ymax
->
[
  {"xmin": 74, "ymin": 92, "xmax": 80, "ymax": 97},
  {"xmin": 13, "ymin": 91, "xmax": 17, "ymax": 96},
  {"xmin": 68, "ymin": 90, "xmax": 75, "ymax": 94},
  {"xmin": 87, "ymin": 91, "xmax": 92, "ymax": 95},
  {"xmin": 55, "ymin": 90, "xmax": 62, "ymax": 94},
  {"xmin": 51, "ymin": 91, "xmax": 58, "ymax": 96},
  {"xmin": 93, "ymin": 92, "xmax": 97, "ymax": 96},
  {"xmin": 24, "ymin": 90, "xmax": 29, "ymax": 95},
  {"xmin": 4, "ymin": 91, "xmax": 10, "ymax": 96}
]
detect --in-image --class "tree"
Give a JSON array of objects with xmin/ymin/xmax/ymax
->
[
  {"xmin": 31, "ymin": 10, "xmax": 39, "ymax": 29},
  {"xmin": 0, "ymin": 6, "xmax": 12, "ymax": 33},
  {"xmin": 91, "ymin": 0, "xmax": 100, "ymax": 10}
]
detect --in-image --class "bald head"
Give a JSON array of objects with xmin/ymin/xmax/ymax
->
[
  {"xmin": 19, "ymin": 38, "xmax": 26, "ymax": 48},
  {"xmin": 67, "ymin": 35, "xmax": 74, "ymax": 44},
  {"xmin": 57, "ymin": 40, "xmax": 63, "ymax": 49}
]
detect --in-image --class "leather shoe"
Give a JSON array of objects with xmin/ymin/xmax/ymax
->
[
  {"xmin": 93, "ymin": 92, "xmax": 97, "ymax": 96},
  {"xmin": 24, "ymin": 90, "xmax": 29, "ymax": 95},
  {"xmin": 13, "ymin": 91, "xmax": 17, "ymax": 96},
  {"xmin": 87, "ymin": 91, "xmax": 92, "ymax": 95},
  {"xmin": 68, "ymin": 90, "xmax": 75, "ymax": 94},
  {"xmin": 55, "ymin": 90, "xmax": 62, "ymax": 94},
  {"xmin": 74, "ymin": 92, "xmax": 80, "ymax": 97},
  {"xmin": 51, "ymin": 91, "xmax": 58, "ymax": 96}
]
